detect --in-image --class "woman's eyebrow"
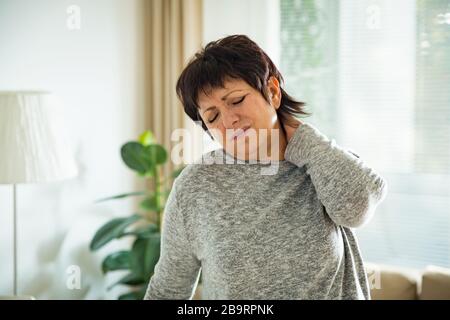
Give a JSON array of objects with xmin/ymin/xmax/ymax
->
[
  {"xmin": 221, "ymin": 89, "xmax": 242, "ymax": 100},
  {"xmin": 202, "ymin": 89, "xmax": 243, "ymax": 115}
]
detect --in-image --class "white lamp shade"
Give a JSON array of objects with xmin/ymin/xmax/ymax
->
[{"xmin": 0, "ymin": 91, "xmax": 78, "ymax": 184}]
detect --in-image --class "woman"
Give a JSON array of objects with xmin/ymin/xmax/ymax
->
[{"xmin": 144, "ymin": 35, "xmax": 387, "ymax": 300}]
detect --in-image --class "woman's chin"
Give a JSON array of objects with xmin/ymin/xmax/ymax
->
[{"xmin": 224, "ymin": 144, "xmax": 261, "ymax": 161}]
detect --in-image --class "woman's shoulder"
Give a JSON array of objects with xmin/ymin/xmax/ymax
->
[
  {"xmin": 168, "ymin": 152, "xmax": 221, "ymax": 214},
  {"xmin": 172, "ymin": 149, "xmax": 221, "ymax": 191}
]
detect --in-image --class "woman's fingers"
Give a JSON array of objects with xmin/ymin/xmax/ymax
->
[{"xmin": 283, "ymin": 118, "xmax": 303, "ymax": 143}]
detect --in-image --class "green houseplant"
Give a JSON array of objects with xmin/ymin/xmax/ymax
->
[{"xmin": 89, "ymin": 130, "xmax": 184, "ymax": 300}]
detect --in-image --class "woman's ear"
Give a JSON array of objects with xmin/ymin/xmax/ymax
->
[{"xmin": 267, "ymin": 76, "xmax": 281, "ymax": 109}]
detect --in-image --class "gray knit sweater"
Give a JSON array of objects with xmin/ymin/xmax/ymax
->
[{"xmin": 144, "ymin": 122, "xmax": 387, "ymax": 300}]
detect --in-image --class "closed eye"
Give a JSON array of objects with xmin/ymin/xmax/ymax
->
[
  {"xmin": 232, "ymin": 96, "xmax": 246, "ymax": 105},
  {"xmin": 207, "ymin": 95, "xmax": 247, "ymax": 123},
  {"xmin": 208, "ymin": 115, "xmax": 218, "ymax": 123}
]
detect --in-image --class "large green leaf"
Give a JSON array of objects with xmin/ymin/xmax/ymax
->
[
  {"xmin": 145, "ymin": 144, "xmax": 168, "ymax": 166},
  {"xmin": 121, "ymin": 142, "xmax": 154, "ymax": 174},
  {"xmin": 137, "ymin": 170, "xmax": 154, "ymax": 178},
  {"xmin": 121, "ymin": 224, "xmax": 159, "ymax": 239},
  {"xmin": 101, "ymin": 251, "xmax": 131, "ymax": 274},
  {"xmin": 89, "ymin": 214, "xmax": 142, "ymax": 251},
  {"xmin": 143, "ymin": 234, "xmax": 161, "ymax": 276},
  {"xmin": 121, "ymin": 142, "xmax": 168, "ymax": 175},
  {"xmin": 130, "ymin": 234, "xmax": 161, "ymax": 280},
  {"xmin": 94, "ymin": 191, "xmax": 147, "ymax": 203},
  {"xmin": 108, "ymin": 272, "xmax": 145, "ymax": 291}
]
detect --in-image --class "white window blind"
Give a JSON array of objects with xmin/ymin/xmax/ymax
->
[{"xmin": 280, "ymin": 0, "xmax": 450, "ymax": 269}]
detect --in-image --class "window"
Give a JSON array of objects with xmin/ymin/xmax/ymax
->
[{"xmin": 281, "ymin": 0, "xmax": 450, "ymax": 269}]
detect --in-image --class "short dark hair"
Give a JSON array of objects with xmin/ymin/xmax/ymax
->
[{"xmin": 175, "ymin": 34, "xmax": 311, "ymax": 139}]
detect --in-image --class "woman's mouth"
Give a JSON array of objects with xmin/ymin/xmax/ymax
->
[{"xmin": 232, "ymin": 126, "xmax": 250, "ymax": 140}]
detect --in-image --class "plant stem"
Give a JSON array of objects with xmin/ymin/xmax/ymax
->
[{"xmin": 154, "ymin": 165, "xmax": 161, "ymax": 232}]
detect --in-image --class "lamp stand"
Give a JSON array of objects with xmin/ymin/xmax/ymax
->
[{"xmin": 13, "ymin": 184, "xmax": 17, "ymax": 296}]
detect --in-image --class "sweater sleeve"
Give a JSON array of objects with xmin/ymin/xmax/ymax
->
[
  {"xmin": 144, "ymin": 179, "xmax": 201, "ymax": 299},
  {"xmin": 284, "ymin": 122, "xmax": 388, "ymax": 228}
]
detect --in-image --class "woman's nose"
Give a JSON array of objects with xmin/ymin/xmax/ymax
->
[{"xmin": 221, "ymin": 108, "xmax": 240, "ymax": 128}]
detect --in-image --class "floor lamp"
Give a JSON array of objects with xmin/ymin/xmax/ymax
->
[{"xmin": 0, "ymin": 91, "xmax": 78, "ymax": 296}]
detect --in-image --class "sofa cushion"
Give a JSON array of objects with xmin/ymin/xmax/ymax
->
[
  {"xmin": 419, "ymin": 265, "xmax": 450, "ymax": 300},
  {"xmin": 365, "ymin": 262, "xmax": 420, "ymax": 300}
]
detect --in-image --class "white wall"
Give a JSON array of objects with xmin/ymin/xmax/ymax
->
[{"xmin": 0, "ymin": 0, "xmax": 149, "ymax": 299}]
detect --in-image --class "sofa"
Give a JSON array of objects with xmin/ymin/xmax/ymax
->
[
  {"xmin": 365, "ymin": 262, "xmax": 450, "ymax": 300},
  {"xmin": 193, "ymin": 262, "xmax": 450, "ymax": 300}
]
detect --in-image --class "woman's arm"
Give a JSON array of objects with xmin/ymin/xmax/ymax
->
[
  {"xmin": 284, "ymin": 121, "xmax": 388, "ymax": 228},
  {"xmin": 144, "ymin": 180, "xmax": 201, "ymax": 299}
]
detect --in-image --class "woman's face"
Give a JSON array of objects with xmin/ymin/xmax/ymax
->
[{"xmin": 197, "ymin": 76, "xmax": 286, "ymax": 161}]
